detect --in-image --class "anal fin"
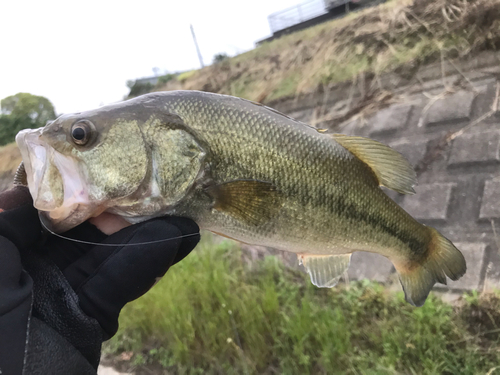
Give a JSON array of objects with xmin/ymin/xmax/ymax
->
[{"xmin": 299, "ymin": 254, "xmax": 351, "ymax": 288}]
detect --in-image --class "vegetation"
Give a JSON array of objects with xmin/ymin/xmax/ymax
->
[
  {"xmin": 104, "ymin": 235, "xmax": 500, "ymax": 375},
  {"xmin": 0, "ymin": 93, "xmax": 56, "ymax": 146},
  {"xmin": 130, "ymin": 0, "xmax": 500, "ymax": 104},
  {"xmin": 126, "ymin": 80, "xmax": 155, "ymax": 98},
  {"xmin": 177, "ymin": 70, "xmax": 197, "ymax": 83},
  {"xmin": 157, "ymin": 74, "xmax": 175, "ymax": 85},
  {"xmin": 213, "ymin": 53, "xmax": 229, "ymax": 64}
]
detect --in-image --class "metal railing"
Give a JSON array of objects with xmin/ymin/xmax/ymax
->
[
  {"xmin": 268, "ymin": 0, "xmax": 327, "ymax": 34},
  {"xmin": 324, "ymin": 0, "xmax": 351, "ymax": 11}
]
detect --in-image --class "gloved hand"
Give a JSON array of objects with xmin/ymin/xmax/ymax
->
[{"xmin": 0, "ymin": 186, "xmax": 200, "ymax": 375}]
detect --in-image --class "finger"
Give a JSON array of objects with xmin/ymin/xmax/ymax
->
[
  {"xmin": 61, "ymin": 217, "xmax": 199, "ymax": 290},
  {"xmin": 156, "ymin": 217, "xmax": 200, "ymax": 264},
  {"xmin": 66, "ymin": 219, "xmax": 189, "ymax": 338},
  {"xmin": 0, "ymin": 237, "xmax": 33, "ymax": 313},
  {"xmin": 88, "ymin": 213, "xmax": 131, "ymax": 235},
  {"xmin": 43, "ymin": 221, "xmax": 107, "ymax": 271},
  {"xmin": 0, "ymin": 204, "xmax": 41, "ymax": 252},
  {"xmin": 0, "ymin": 237, "xmax": 33, "ymax": 375},
  {"xmin": 0, "ymin": 186, "xmax": 33, "ymax": 211}
]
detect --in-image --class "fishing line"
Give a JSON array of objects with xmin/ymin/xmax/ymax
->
[{"xmin": 39, "ymin": 212, "xmax": 200, "ymax": 247}]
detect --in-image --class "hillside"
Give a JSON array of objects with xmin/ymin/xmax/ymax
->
[
  {"xmin": 135, "ymin": 0, "xmax": 500, "ymax": 104},
  {"xmin": 0, "ymin": 143, "xmax": 21, "ymax": 191}
]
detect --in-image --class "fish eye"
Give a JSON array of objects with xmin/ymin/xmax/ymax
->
[{"xmin": 71, "ymin": 120, "xmax": 95, "ymax": 146}]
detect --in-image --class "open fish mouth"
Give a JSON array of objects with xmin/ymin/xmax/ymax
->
[{"xmin": 16, "ymin": 128, "xmax": 96, "ymax": 232}]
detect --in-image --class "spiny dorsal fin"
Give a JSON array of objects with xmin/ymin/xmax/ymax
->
[
  {"xmin": 332, "ymin": 134, "xmax": 417, "ymax": 195},
  {"xmin": 205, "ymin": 180, "xmax": 283, "ymax": 226},
  {"xmin": 299, "ymin": 253, "xmax": 351, "ymax": 288}
]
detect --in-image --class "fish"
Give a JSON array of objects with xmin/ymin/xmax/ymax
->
[{"xmin": 15, "ymin": 90, "xmax": 466, "ymax": 306}]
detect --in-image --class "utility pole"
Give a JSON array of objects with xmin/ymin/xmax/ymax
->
[{"xmin": 190, "ymin": 24, "xmax": 204, "ymax": 68}]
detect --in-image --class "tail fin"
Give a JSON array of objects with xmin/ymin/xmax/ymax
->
[{"xmin": 395, "ymin": 227, "xmax": 466, "ymax": 307}]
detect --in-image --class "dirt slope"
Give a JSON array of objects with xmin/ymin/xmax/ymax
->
[{"xmin": 154, "ymin": 0, "xmax": 500, "ymax": 103}]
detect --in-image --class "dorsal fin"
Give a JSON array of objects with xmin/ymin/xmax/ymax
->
[{"xmin": 332, "ymin": 134, "xmax": 417, "ymax": 195}]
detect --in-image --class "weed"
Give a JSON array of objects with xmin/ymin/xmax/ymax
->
[
  {"xmin": 177, "ymin": 70, "xmax": 197, "ymax": 83},
  {"xmin": 158, "ymin": 74, "xmax": 175, "ymax": 85},
  {"xmin": 104, "ymin": 234, "xmax": 500, "ymax": 374}
]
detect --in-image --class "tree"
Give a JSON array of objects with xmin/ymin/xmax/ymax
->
[
  {"xmin": 126, "ymin": 81, "xmax": 154, "ymax": 98},
  {"xmin": 1, "ymin": 93, "xmax": 56, "ymax": 128},
  {"xmin": 213, "ymin": 53, "xmax": 229, "ymax": 64},
  {"xmin": 0, "ymin": 93, "xmax": 56, "ymax": 146}
]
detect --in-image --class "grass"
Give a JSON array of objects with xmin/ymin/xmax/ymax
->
[
  {"xmin": 104, "ymin": 234, "xmax": 500, "ymax": 375},
  {"xmin": 177, "ymin": 70, "xmax": 197, "ymax": 83}
]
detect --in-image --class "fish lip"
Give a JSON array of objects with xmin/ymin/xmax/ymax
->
[
  {"xmin": 38, "ymin": 203, "xmax": 97, "ymax": 233},
  {"xmin": 16, "ymin": 128, "xmax": 96, "ymax": 232},
  {"xmin": 16, "ymin": 128, "xmax": 47, "ymax": 207},
  {"xmin": 38, "ymin": 205, "xmax": 79, "ymax": 233}
]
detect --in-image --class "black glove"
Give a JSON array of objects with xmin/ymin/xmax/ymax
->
[{"xmin": 0, "ymin": 187, "xmax": 200, "ymax": 375}]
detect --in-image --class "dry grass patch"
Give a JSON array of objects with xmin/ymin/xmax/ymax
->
[{"xmin": 0, "ymin": 143, "xmax": 22, "ymax": 175}]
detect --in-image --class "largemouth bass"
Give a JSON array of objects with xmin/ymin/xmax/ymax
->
[{"xmin": 15, "ymin": 90, "xmax": 466, "ymax": 306}]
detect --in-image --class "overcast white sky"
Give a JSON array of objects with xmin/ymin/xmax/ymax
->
[{"xmin": 0, "ymin": 0, "xmax": 319, "ymax": 114}]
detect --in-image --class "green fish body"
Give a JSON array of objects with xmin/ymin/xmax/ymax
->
[{"xmin": 15, "ymin": 91, "xmax": 466, "ymax": 306}]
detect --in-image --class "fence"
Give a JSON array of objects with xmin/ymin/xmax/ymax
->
[{"xmin": 268, "ymin": 0, "xmax": 328, "ymax": 34}]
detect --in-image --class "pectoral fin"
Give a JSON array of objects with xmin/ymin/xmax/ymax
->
[
  {"xmin": 332, "ymin": 134, "xmax": 417, "ymax": 195},
  {"xmin": 206, "ymin": 180, "xmax": 283, "ymax": 226},
  {"xmin": 299, "ymin": 253, "xmax": 351, "ymax": 288}
]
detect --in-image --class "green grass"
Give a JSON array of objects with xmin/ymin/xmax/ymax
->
[
  {"xmin": 104, "ymin": 235, "xmax": 500, "ymax": 374},
  {"xmin": 177, "ymin": 70, "xmax": 197, "ymax": 83}
]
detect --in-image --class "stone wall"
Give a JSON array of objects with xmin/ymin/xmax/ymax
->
[{"xmin": 267, "ymin": 52, "xmax": 500, "ymax": 294}]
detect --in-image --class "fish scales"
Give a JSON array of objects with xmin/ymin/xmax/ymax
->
[{"xmin": 160, "ymin": 92, "xmax": 427, "ymax": 257}]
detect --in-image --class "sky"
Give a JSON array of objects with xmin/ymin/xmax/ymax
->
[{"xmin": 0, "ymin": 0, "xmax": 322, "ymax": 115}]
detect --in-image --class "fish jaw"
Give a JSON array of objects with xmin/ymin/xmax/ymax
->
[
  {"xmin": 16, "ymin": 128, "xmax": 98, "ymax": 232},
  {"xmin": 37, "ymin": 203, "xmax": 104, "ymax": 233}
]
